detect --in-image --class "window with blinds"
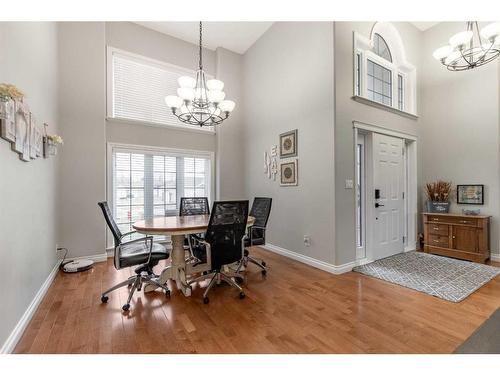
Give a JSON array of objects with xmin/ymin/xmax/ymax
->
[
  {"xmin": 111, "ymin": 145, "xmax": 212, "ymax": 241},
  {"xmin": 108, "ymin": 47, "xmax": 213, "ymax": 132}
]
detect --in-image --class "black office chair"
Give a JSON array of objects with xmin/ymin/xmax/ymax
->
[
  {"xmin": 98, "ymin": 201, "xmax": 171, "ymax": 311},
  {"xmin": 243, "ymin": 197, "xmax": 272, "ymax": 275},
  {"xmin": 179, "ymin": 197, "xmax": 210, "ymax": 257},
  {"xmin": 188, "ymin": 200, "xmax": 249, "ymax": 304}
]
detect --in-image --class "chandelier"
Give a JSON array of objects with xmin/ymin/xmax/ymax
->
[
  {"xmin": 433, "ymin": 22, "xmax": 500, "ymax": 71},
  {"xmin": 164, "ymin": 22, "xmax": 235, "ymax": 127}
]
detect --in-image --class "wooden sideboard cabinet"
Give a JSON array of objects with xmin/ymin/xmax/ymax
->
[{"xmin": 422, "ymin": 213, "xmax": 491, "ymax": 263}]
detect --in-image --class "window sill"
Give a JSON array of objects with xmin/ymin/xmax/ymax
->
[
  {"xmin": 352, "ymin": 95, "xmax": 418, "ymax": 120},
  {"xmin": 106, "ymin": 116, "xmax": 216, "ymax": 135}
]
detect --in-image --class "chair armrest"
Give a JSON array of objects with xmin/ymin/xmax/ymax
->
[
  {"xmin": 121, "ymin": 235, "xmax": 153, "ymax": 246},
  {"xmin": 120, "ymin": 231, "xmax": 137, "ymax": 239}
]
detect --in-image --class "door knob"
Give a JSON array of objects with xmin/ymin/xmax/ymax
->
[{"xmin": 375, "ymin": 203, "xmax": 385, "ymax": 208}]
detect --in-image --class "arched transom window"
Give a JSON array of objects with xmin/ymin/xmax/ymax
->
[
  {"xmin": 373, "ymin": 33, "xmax": 392, "ymax": 62},
  {"xmin": 353, "ymin": 22, "xmax": 417, "ymax": 117}
]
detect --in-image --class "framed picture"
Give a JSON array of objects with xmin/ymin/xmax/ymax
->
[
  {"xmin": 0, "ymin": 99, "xmax": 16, "ymax": 143},
  {"xmin": 280, "ymin": 159, "xmax": 298, "ymax": 186},
  {"xmin": 457, "ymin": 184, "xmax": 484, "ymax": 205},
  {"xmin": 279, "ymin": 129, "xmax": 298, "ymax": 158},
  {"xmin": 12, "ymin": 102, "xmax": 31, "ymax": 162}
]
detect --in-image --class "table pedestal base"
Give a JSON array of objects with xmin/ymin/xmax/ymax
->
[{"xmin": 144, "ymin": 234, "xmax": 192, "ymax": 296}]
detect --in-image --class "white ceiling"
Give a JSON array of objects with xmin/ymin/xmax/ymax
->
[
  {"xmin": 410, "ymin": 22, "xmax": 440, "ymax": 31},
  {"xmin": 135, "ymin": 22, "xmax": 273, "ymax": 54}
]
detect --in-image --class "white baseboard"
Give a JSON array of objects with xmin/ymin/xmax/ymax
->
[
  {"xmin": 491, "ymin": 253, "xmax": 500, "ymax": 262},
  {"xmin": 0, "ymin": 259, "xmax": 62, "ymax": 354},
  {"xmin": 262, "ymin": 243, "xmax": 356, "ymax": 275}
]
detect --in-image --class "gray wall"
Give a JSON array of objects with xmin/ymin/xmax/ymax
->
[
  {"xmin": 215, "ymin": 47, "xmax": 245, "ymax": 200},
  {"xmin": 0, "ymin": 22, "xmax": 59, "ymax": 347},
  {"xmin": 333, "ymin": 22, "xmax": 422, "ymax": 265},
  {"xmin": 242, "ymin": 22, "xmax": 336, "ymax": 264},
  {"xmin": 420, "ymin": 22, "xmax": 500, "ymax": 257},
  {"xmin": 58, "ymin": 22, "xmax": 107, "ymax": 258}
]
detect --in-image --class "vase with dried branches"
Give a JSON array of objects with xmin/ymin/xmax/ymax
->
[{"xmin": 425, "ymin": 180, "xmax": 452, "ymax": 213}]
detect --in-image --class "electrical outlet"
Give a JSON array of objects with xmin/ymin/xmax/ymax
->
[
  {"xmin": 304, "ymin": 235, "xmax": 311, "ymax": 247},
  {"xmin": 345, "ymin": 179, "xmax": 354, "ymax": 189}
]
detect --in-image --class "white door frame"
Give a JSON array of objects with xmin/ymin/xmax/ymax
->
[{"xmin": 353, "ymin": 121, "xmax": 417, "ymax": 262}]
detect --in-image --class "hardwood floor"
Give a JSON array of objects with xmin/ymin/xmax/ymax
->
[{"xmin": 14, "ymin": 248, "xmax": 500, "ymax": 354}]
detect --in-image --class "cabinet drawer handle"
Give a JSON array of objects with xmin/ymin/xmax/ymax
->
[
  {"xmin": 433, "ymin": 240, "xmax": 439, "ymax": 243},
  {"xmin": 432, "ymin": 218, "xmax": 439, "ymax": 221},
  {"xmin": 452, "ymin": 236, "xmax": 456, "ymax": 239},
  {"xmin": 433, "ymin": 227, "xmax": 440, "ymax": 230}
]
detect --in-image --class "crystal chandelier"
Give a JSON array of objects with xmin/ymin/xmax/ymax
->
[
  {"xmin": 433, "ymin": 22, "xmax": 500, "ymax": 71},
  {"xmin": 165, "ymin": 22, "xmax": 235, "ymax": 127}
]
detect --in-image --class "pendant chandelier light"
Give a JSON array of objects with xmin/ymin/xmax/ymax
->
[
  {"xmin": 165, "ymin": 22, "xmax": 235, "ymax": 127},
  {"xmin": 433, "ymin": 21, "xmax": 500, "ymax": 71}
]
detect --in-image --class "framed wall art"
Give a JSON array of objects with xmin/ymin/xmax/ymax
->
[
  {"xmin": 12, "ymin": 101, "xmax": 31, "ymax": 162},
  {"xmin": 279, "ymin": 129, "xmax": 298, "ymax": 158},
  {"xmin": 280, "ymin": 158, "xmax": 298, "ymax": 186},
  {"xmin": 457, "ymin": 184, "xmax": 484, "ymax": 205},
  {"xmin": 0, "ymin": 99, "xmax": 16, "ymax": 143}
]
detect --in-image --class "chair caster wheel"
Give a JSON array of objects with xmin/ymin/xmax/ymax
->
[
  {"xmin": 165, "ymin": 290, "xmax": 171, "ymax": 298},
  {"xmin": 262, "ymin": 261, "xmax": 266, "ymax": 267},
  {"xmin": 203, "ymin": 297, "xmax": 209, "ymax": 304},
  {"xmin": 239, "ymin": 292, "xmax": 245, "ymax": 299},
  {"xmin": 122, "ymin": 304, "xmax": 130, "ymax": 311},
  {"xmin": 261, "ymin": 270, "xmax": 267, "ymax": 276},
  {"xmin": 101, "ymin": 295, "xmax": 108, "ymax": 303}
]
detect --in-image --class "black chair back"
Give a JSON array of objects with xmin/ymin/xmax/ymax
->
[
  {"xmin": 179, "ymin": 197, "xmax": 210, "ymax": 216},
  {"xmin": 205, "ymin": 201, "xmax": 249, "ymax": 269},
  {"xmin": 250, "ymin": 197, "xmax": 272, "ymax": 228},
  {"xmin": 98, "ymin": 201, "xmax": 122, "ymax": 247}
]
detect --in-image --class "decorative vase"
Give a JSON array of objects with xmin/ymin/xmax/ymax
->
[{"xmin": 426, "ymin": 201, "xmax": 450, "ymax": 213}]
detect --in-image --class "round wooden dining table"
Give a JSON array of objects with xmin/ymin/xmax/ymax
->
[{"xmin": 133, "ymin": 214, "xmax": 255, "ymax": 296}]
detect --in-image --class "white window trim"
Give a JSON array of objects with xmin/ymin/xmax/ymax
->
[
  {"xmin": 106, "ymin": 142, "xmax": 216, "ymax": 248},
  {"xmin": 352, "ymin": 27, "xmax": 418, "ymax": 118},
  {"xmin": 106, "ymin": 46, "xmax": 216, "ymax": 135}
]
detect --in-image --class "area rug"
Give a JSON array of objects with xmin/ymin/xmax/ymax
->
[
  {"xmin": 454, "ymin": 308, "xmax": 500, "ymax": 353},
  {"xmin": 352, "ymin": 251, "xmax": 500, "ymax": 302}
]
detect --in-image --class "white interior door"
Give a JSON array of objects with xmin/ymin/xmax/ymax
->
[{"xmin": 371, "ymin": 133, "xmax": 405, "ymax": 260}]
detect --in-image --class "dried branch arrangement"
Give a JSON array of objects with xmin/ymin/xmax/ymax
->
[{"xmin": 425, "ymin": 181, "xmax": 452, "ymax": 202}]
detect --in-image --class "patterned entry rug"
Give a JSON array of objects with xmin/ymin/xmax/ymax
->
[{"xmin": 352, "ymin": 251, "xmax": 500, "ymax": 303}]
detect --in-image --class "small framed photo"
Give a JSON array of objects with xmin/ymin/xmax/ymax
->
[
  {"xmin": 0, "ymin": 99, "xmax": 16, "ymax": 143},
  {"xmin": 457, "ymin": 184, "xmax": 484, "ymax": 205},
  {"xmin": 279, "ymin": 129, "xmax": 297, "ymax": 158},
  {"xmin": 280, "ymin": 159, "xmax": 298, "ymax": 186}
]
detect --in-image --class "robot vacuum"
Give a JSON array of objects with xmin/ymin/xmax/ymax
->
[{"xmin": 61, "ymin": 259, "xmax": 94, "ymax": 273}]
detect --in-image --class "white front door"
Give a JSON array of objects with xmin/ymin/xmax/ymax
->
[{"xmin": 371, "ymin": 133, "xmax": 405, "ymax": 260}]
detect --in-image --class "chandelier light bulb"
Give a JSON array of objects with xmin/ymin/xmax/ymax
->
[
  {"xmin": 165, "ymin": 95, "xmax": 183, "ymax": 109},
  {"xmin": 449, "ymin": 30, "xmax": 473, "ymax": 49},
  {"xmin": 433, "ymin": 45, "xmax": 453, "ymax": 60},
  {"xmin": 480, "ymin": 22, "xmax": 500, "ymax": 41},
  {"xmin": 207, "ymin": 90, "xmax": 225, "ymax": 103},
  {"xmin": 219, "ymin": 100, "xmax": 236, "ymax": 113},
  {"xmin": 178, "ymin": 76, "xmax": 196, "ymax": 89},
  {"xmin": 207, "ymin": 79, "xmax": 224, "ymax": 91},
  {"xmin": 177, "ymin": 87, "xmax": 195, "ymax": 102}
]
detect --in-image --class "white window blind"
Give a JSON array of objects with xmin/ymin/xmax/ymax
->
[
  {"xmin": 111, "ymin": 145, "xmax": 212, "ymax": 240},
  {"xmin": 109, "ymin": 48, "xmax": 213, "ymax": 132}
]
